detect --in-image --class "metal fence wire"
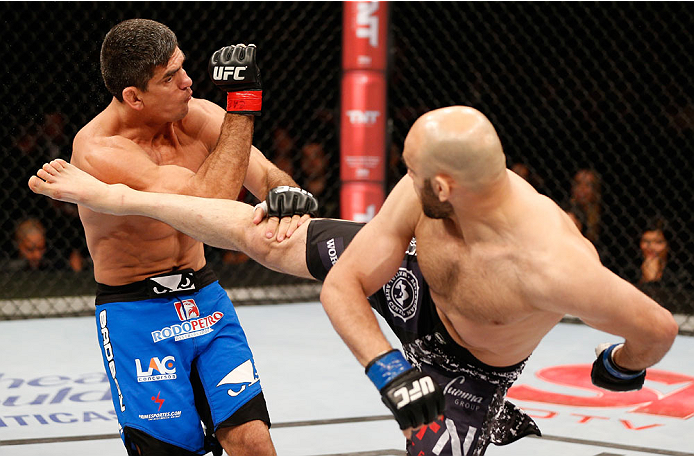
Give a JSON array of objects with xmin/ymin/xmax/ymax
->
[{"xmin": 1, "ymin": 2, "xmax": 692, "ymax": 333}]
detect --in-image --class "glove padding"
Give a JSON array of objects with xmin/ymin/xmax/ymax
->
[
  {"xmin": 264, "ymin": 186, "xmax": 319, "ymax": 218},
  {"xmin": 591, "ymin": 343, "xmax": 646, "ymax": 392},
  {"xmin": 366, "ymin": 349, "xmax": 445, "ymax": 430},
  {"xmin": 208, "ymin": 43, "xmax": 262, "ymax": 115}
]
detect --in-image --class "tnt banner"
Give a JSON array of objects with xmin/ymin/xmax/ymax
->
[
  {"xmin": 340, "ymin": 182, "xmax": 385, "ymax": 223},
  {"xmin": 340, "ymin": 71, "xmax": 387, "ymax": 183},
  {"xmin": 342, "ymin": 1, "xmax": 388, "ymax": 71},
  {"xmin": 340, "ymin": 1, "xmax": 389, "ymax": 221}
]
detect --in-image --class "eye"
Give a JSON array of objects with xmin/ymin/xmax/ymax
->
[
  {"xmin": 152, "ymin": 285, "xmax": 172, "ymax": 294},
  {"xmin": 178, "ymin": 275, "xmax": 193, "ymax": 289}
]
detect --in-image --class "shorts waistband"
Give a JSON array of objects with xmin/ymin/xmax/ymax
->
[{"xmin": 95, "ymin": 264, "xmax": 218, "ymax": 305}]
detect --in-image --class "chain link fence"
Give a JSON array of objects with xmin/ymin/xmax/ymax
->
[
  {"xmin": 387, "ymin": 2, "xmax": 693, "ymax": 333},
  {"xmin": 2, "ymin": 2, "xmax": 692, "ymax": 332},
  {"xmin": 1, "ymin": 1, "xmax": 342, "ymax": 317}
]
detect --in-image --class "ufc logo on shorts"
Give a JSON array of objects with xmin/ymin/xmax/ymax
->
[
  {"xmin": 394, "ymin": 376, "xmax": 436, "ymax": 409},
  {"xmin": 212, "ymin": 66, "xmax": 247, "ymax": 81}
]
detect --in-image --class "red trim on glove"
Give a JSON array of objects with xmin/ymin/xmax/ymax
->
[{"xmin": 226, "ymin": 91, "xmax": 262, "ymax": 113}]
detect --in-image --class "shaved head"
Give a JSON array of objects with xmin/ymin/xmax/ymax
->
[{"xmin": 404, "ymin": 106, "xmax": 506, "ymax": 191}]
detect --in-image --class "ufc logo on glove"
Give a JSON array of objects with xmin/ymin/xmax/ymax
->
[
  {"xmin": 212, "ymin": 66, "xmax": 247, "ymax": 81},
  {"xmin": 394, "ymin": 376, "xmax": 437, "ymax": 409}
]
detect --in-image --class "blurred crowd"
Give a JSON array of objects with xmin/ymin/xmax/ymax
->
[{"xmin": 3, "ymin": 111, "xmax": 692, "ymax": 313}]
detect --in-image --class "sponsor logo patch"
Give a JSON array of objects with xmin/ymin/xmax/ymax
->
[
  {"xmin": 138, "ymin": 391, "xmax": 182, "ymax": 421},
  {"xmin": 151, "ymin": 311, "xmax": 224, "ymax": 343},
  {"xmin": 135, "ymin": 356, "xmax": 177, "ymax": 382},
  {"xmin": 174, "ymin": 299, "xmax": 200, "ymax": 321},
  {"xmin": 147, "ymin": 271, "xmax": 195, "ymax": 296},
  {"xmin": 217, "ymin": 360, "xmax": 260, "ymax": 397},
  {"xmin": 384, "ymin": 268, "xmax": 419, "ymax": 322}
]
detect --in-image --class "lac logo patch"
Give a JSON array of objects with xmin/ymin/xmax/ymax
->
[{"xmin": 384, "ymin": 267, "xmax": 419, "ymax": 322}]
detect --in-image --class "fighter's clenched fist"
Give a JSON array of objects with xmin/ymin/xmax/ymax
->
[{"xmin": 209, "ymin": 43, "xmax": 262, "ymax": 115}]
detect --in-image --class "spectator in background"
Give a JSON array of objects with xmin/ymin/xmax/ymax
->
[
  {"xmin": 629, "ymin": 216, "xmax": 692, "ymax": 313},
  {"xmin": 300, "ymin": 142, "xmax": 338, "ymax": 217},
  {"xmin": 510, "ymin": 161, "xmax": 546, "ymax": 193},
  {"xmin": 511, "ymin": 162, "xmax": 530, "ymax": 180},
  {"xmin": 565, "ymin": 210, "xmax": 583, "ymax": 234},
  {"xmin": 300, "ymin": 142, "xmax": 328, "ymax": 197},
  {"xmin": 9, "ymin": 218, "xmax": 48, "ymax": 271},
  {"xmin": 566, "ymin": 168, "xmax": 602, "ymax": 245},
  {"xmin": 634, "ymin": 216, "xmax": 690, "ymax": 287},
  {"xmin": 45, "ymin": 199, "xmax": 91, "ymax": 272},
  {"xmin": 39, "ymin": 112, "xmax": 70, "ymax": 159},
  {"xmin": 272, "ymin": 126, "xmax": 297, "ymax": 178},
  {"xmin": 7, "ymin": 216, "xmax": 88, "ymax": 273}
]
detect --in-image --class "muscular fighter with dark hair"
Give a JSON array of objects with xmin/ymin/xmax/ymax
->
[{"xmin": 38, "ymin": 18, "xmax": 318, "ymax": 456}]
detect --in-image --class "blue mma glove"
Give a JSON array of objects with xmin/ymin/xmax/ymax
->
[
  {"xmin": 591, "ymin": 343, "xmax": 646, "ymax": 392},
  {"xmin": 365, "ymin": 349, "xmax": 445, "ymax": 430}
]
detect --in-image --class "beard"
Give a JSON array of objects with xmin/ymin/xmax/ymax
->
[{"xmin": 420, "ymin": 178, "xmax": 454, "ymax": 219}]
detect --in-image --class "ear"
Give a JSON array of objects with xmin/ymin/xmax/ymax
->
[
  {"xmin": 122, "ymin": 87, "xmax": 144, "ymax": 110},
  {"xmin": 432, "ymin": 175, "xmax": 454, "ymax": 202}
]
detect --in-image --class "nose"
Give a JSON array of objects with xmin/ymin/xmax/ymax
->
[{"xmin": 180, "ymin": 69, "xmax": 193, "ymax": 90}]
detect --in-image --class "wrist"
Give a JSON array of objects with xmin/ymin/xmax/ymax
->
[
  {"xmin": 226, "ymin": 90, "xmax": 262, "ymax": 114},
  {"xmin": 365, "ymin": 349, "xmax": 413, "ymax": 391},
  {"xmin": 603, "ymin": 344, "xmax": 645, "ymax": 378}
]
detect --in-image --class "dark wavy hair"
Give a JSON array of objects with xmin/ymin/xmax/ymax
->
[
  {"xmin": 100, "ymin": 19, "xmax": 178, "ymax": 102},
  {"xmin": 642, "ymin": 216, "xmax": 672, "ymax": 244}
]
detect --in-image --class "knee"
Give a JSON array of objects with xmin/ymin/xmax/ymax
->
[{"xmin": 217, "ymin": 420, "xmax": 275, "ymax": 456}]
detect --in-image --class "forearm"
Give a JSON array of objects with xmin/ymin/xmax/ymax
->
[
  {"xmin": 320, "ymin": 273, "xmax": 393, "ymax": 366},
  {"xmin": 614, "ymin": 307, "xmax": 678, "ymax": 370},
  {"xmin": 193, "ymin": 114, "xmax": 253, "ymax": 199}
]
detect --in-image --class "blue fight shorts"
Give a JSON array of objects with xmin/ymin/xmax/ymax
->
[{"xmin": 95, "ymin": 265, "xmax": 269, "ymax": 453}]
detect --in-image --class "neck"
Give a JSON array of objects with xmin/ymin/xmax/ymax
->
[
  {"xmin": 109, "ymin": 98, "xmax": 173, "ymax": 142},
  {"xmin": 449, "ymin": 171, "xmax": 514, "ymax": 241}
]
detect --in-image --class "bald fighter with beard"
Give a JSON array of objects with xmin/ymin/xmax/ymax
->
[{"xmin": 29, "ymin": 106, "xmax": 678, "ymax": 456}]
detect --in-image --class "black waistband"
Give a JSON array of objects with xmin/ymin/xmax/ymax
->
[{"xmin": 95, "ymin": 264, "xmax": 218, "ymax": 305}]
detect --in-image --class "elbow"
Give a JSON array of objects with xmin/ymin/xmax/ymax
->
[
  {"xmin": 653, "ymin": 308, "xmax": 679, "ymax": 351},
  {"xmin": 664, "ymin": 313, "xmax": 680, "ymax": 344},
  {"xmin": 320, "ymin": 269, "xmax": 338, "ymax": 310},
  {"xmin": 320, "ymin": 266, "xmax": 354, "ymax": 315}
]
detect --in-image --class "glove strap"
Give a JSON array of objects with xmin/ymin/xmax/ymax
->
[
  {"xmin": 602, "ymin": 344, "xmax": 646, "ymax": 380},
  {"xmin": 365, "ymin": 349, "xmax": 412, "ymax": 391},
  {"xmin": 226, "ymin": 90, "xmax": 262, "ymax": 114}
]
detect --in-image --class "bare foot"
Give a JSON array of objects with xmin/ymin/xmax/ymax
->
[{"xmin": 28, "ymin": 159, "xmax": 112, "ymax": 213}]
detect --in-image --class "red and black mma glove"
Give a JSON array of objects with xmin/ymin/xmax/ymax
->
[
  {"xmin": 208, "ymin": 43, "xmax": 262, "ymax": 115},
  {"xmin": 591, "ymin": 343, "xmax": 646, "ymax": 392},
  {"xmin": 365, "ymin": 349, "xmax": 445, "ymax": 430}
]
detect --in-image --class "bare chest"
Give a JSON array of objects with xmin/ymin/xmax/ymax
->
[
  {"xmin": 414, "ymin": 226, "xmax": 528, "ymax": 325},
  {"xmin": 145, "ymin": 137, "xmax": 208, "ymax": 170}
]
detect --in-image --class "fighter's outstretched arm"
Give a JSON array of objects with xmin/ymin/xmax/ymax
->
[
  {"xmin": 528, "ymin": 226, "xmax": 678, "ymax": 393},
  {"xmin": 320, "ymin": 176, "xmax": 445, "ymax": 435},
  {"xmin": 28, "ymin": 159, "xmax": 312, "ymax": 279},
  {"xmin": 320, "ymin": 177, "xmax": 418, "ymax": 365},
  {"xmin": 532, "ymin": 234, "xmax": 678, "ymax": 372}
]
